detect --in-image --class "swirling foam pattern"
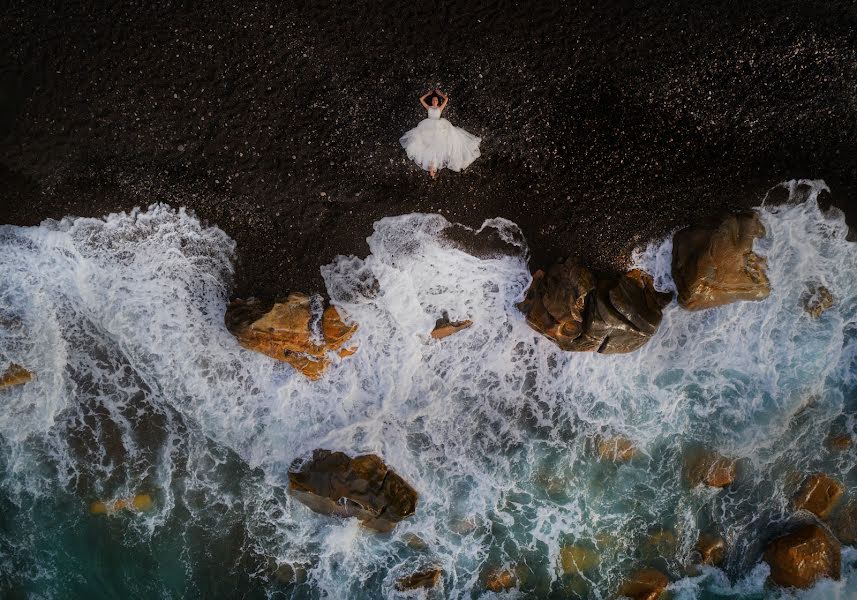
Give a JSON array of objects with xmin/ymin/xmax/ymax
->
[{"xmin": 0, "ymin": 183, "xmax": 854, "ymax": 598}]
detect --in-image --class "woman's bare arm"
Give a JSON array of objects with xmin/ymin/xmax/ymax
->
[
  {"xmin": 419, "ymin": 90, "xmax": 432, "ymax": 109},
  {"xmin": 435, "ymin": 89, "xmax": 449, "ymax": 110}
]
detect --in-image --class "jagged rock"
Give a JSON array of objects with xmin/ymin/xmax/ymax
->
[
  {"xmin": 672, "ymin": 212, "xmax": 770, "ymax": 311},
  {"xmin": 396, "ymin": 567, "xmax": 442, "ymax": 591},
  {"xmin": 618, "ymin": 568, "xmax": 669, "ymax": 600},
  {"xmin": 225, "ymin": 293, "xmax": 357, "ymax": 380},
  {"xmin": 793, "ymin": 474, "xmax": 844, "ymax": 520},
  {"xmin": 595, "ymin": 436, "xmax": 639, "ymax": 462},
  {"xmin": 518, "ymin": 262, "xmax": 671, "ymax": 354},
  {"xmin": 287, "ymin": 449, "xmax": 417, "ymax": 533},
  {"xmin": 764, "ymin": 524, "xmax": 841, "ymax": 589},
  {"xmin": 0, "ymin": 363, "xmax": 34, "ymax": 390},
  {"xmin": 431, "ymin": 315, "xmax": 472, "ymax": 339},
  {"xmin": 560, "ymin": 545, "xmax": 599, "ymax": 575},
  {"xmin": 90, "ymin": 493, "xmax": 154, "ymax": 514},
  {"xmin": 684, "ymin": 450, "xmax": 736, "ymax": 488},
  {"xmin": 802, "ymin": 284, "xmax": 835, "ymax": 319},
  {"xmin": 695, "ymin": 534, "xmax": 726, "ymax": 566}
]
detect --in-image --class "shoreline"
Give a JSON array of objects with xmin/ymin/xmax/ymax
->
[{"xmin": 2, "ymin": 2, "xmax": 857, "ymax": 299}]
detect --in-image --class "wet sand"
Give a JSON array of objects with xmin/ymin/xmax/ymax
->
[{"xmin": 1, "ymin": 1, "xmax": 856, "ymax": 299}]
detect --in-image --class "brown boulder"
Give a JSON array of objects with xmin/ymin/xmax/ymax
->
[
  {"xmin": 831, "ymin": 501, "xmax": 857, "ymax": 545},
  {"xmin": 560, "ymin": 545, "xmax": 600, "ymax": 575},
  {"xmin": 695, "ymin": 534, "xmax": 726, "ymax": 566},
  {"xmin": 518, "ymin": 262, "xmax": 671, "ymax": 354},
  {"xmin": 793, "ymin": 474, "xmax": 844, "ymax": 520},
  {"xmin": 802, "ymin": 284, "xmax": 835, "ymax": 319},
  {"xmin": 595, "ymin": 436, "xmax": 639, "ymax": 462},
  {"xmin": 618, "ymin": 569, "xmax": 669, "ymax": 600},
  {"xmin": 672, "ymin": 212, "xmax": 770, "ymax": 311},
  {"xmin": 396, "ymin": 567, "xmax": 442, "ymax": 591},
  {"xmin": 288, "ymin": 449, "xmax": 417, "ymax": 533},
  {"xmin": 431, "ymin": 315, "xmax": 472, "ymax": 339},
  {"xmin": 0, "ymin": 363, "xmax": 34, "ymax": 390},
  {"xmin": 826, "ymin": 434, "xmax": 853, "ymax": 451},
  {"xmin": 764, "ymin": 524, "xmax": 841, "ymax": 589},
  {"xmin": 484, "ymin": 566, "xmax": 521, "ymax": 592},
  {"xmin": 684, "ymin": 450, "xmax": 736, "ymax": 488},
  {"xmin": 225, "ymin": 293, "xmax": 357, "ymax": 380}
]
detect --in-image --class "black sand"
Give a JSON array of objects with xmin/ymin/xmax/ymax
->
[{"xmin": 2, "ymin": 1, "xmax": 856, "ymax": 299}]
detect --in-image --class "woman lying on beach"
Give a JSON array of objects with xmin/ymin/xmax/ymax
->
[{"xmin": 400, "ymin": 88, "xmax": 482, "ymax": 179}]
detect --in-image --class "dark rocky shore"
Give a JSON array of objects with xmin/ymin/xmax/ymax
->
[{"xmin": 1, "ymin": 1, "xmax": 856, "ymax": 298}]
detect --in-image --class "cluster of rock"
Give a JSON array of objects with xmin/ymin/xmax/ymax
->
[
  {"xmin": 287, "ymin": 449, "xmax": 417, "ymax": 533},
  {"xmin": 225, "ymin": 293, "xmax": 357, "ymax": 380},
  {"xmin": 518, "ymin": 210, "xmax": 776, "ymax": 354},
  {"xmin": 518, "ymin": 265, "xmax": 672, "ymax": 354}
]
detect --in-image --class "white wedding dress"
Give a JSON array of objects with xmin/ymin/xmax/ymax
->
[{"xmin": 400, "ymin": 106, "xmax": 481, "ymax": 172}]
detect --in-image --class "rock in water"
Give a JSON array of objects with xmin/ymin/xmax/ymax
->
[
  {"xmin": 801, "ymin": 284, "xmax": 835, "ymax": 319},
  {"xmin": 484, "ymin": 566, "xmax": 520, "ymax": 592},
  {"xmin": 695, "ymin": 534, "xmax": 726, "ymax": 566},
  {"xmin": 0, "ymin": 363, "xmax": 34, "ymax": 390},
  {"xmin": 225, "ymin": 293, "xmax": 357, "ymax": 380},
  {"xmin": 617, "ymin": 568, "xmax": 669, "ymax": 600},
  {"xmin": 430, "ymin": 315, "xmax": 473, "ymax": 339},
  {"xmin": 684, "ymin": 449, "xmax": 736, "ymax": 488},
  {"xmin": 559, "ymin": 545, "xmax": 599, "ymax": 575},
  {"xmin": 518, "ymin": 262, "xmax": 670, "ymax": 354},
  {"xmin": 287, "ymin": 449, "xmax": 417, "ymax": 532},
  {"xmin": 396, "ymin": 567, "xmax": 442, "ymax": 591},
  {"xmin": 595, "ymin": 436, "xmax": 639, "ymax": 462},
  {"xmin": 672, "ymin": 212, "xmax": 770, "ymax": 311},
  {"xmin": 90, "ymin": 493, "xmax": 154, "ymax": 514},
  {"xmin": 793, "ymin": 474, "xmax": 844, "ymax": 520},
  {"xmin": 764, "ymin": 524, "xmax": 841, "ymax": 589}
]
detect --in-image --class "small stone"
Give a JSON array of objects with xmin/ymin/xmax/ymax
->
[
  {"xmin": 430, "ymin": 316, "xmax": 472, "ymax": 339},
  {"xmin": 802, "ymin": 284, "xmax": 835, "ymax": 319}
]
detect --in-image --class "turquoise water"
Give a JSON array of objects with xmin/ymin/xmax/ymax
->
[{"xmin": 1, "ymin": 180, "xmax": 855, "ymax": 599}]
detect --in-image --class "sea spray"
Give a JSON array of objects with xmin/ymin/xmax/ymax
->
[{"xmin": 0, "ymin": 183, "xmax": 855, "ymax": 598}]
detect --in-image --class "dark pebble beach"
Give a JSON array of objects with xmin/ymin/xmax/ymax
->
[{"xmin": 2, "ymin": 0, "xmax": 856, "ymax": 298}]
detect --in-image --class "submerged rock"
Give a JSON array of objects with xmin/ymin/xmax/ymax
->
[
  {"xmin": 672, "ymin": 211, "xmax": 770, "ymax": 311},
  {"xmin": 595, "ymin": 436, "xmax": 639, "ymax": 462},
  {"xmin": 764, "ymin": 524, "xmax": 841, "ymax": 589},
  {"xmin": 430, "ymin": 315, "xmax": 473, "ymax": 339},
  {"xmin": 801, "ymin": 284, "xmax": 835, "ymax": 319},
  {"xmin": 684, "ymin": 450, "xmax": 736, "ymax": 488},
  {"xmin": 90, "ymin": 493, "xmax": 154, "ymax": 515},
  {"xmin": 793, "ymin": 474, "xmax": 844, "ymax": 520},
  {"xmin": 831, "ymin": 501, "xmax": 857, "ymax": 545},
  {"xmin": 518, "ymin": 262, "xmax": 671, "ymax": 354},
  {"xmin": 617, "ymin": 568, "xmax": 669, "ymax": 600},
  {"xmin": 225, "ymin": 293, "xmax": 357, "ymax": 380},
  {"xmin": 0, "ymin": 363, "xmax": 34, "ymax": 390},
  {"xmin": 826, "ymin": 433, "xmax": 853, "ymax": 451},
  {"xmin": 396, "ymin": 567, "xmax": 442, "ymax": 591},
  {"xmin": 483, "ymin": 566, "xmax": 522, "ymax": 592},
  {"xmin": 559, "ymin": 545, "xmax": 599, "ymax": 575},
  {"xmin": 287, "ymin": 449, "xmax": 417, "ymax": 533},
  {"xmin": 695, "ymin": 534, "xmax": 726, "ymax": 566}
]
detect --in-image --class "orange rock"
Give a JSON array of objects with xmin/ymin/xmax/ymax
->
[
  {"xmin": 90, "ymin": 493, "xmax": 154, "ymax": 515},
  {"xmin": 560, "ymin": 545, "xmax": 599, "ymax": 575},
  {"xmin": 672, "ymin": 211, "xmax": 770, "ymax": 311},
  {"xmin": 793, "ymin": 474, "xmax": 844, "ymax": 520},
  {"xmin": 764, "ymin": 524, "xmax": 841, "ymax": 589},
  {"xmin": 431, "ymin": 316, "xmax": 472, "ymax": 339},
  {"xmin": 802, "ymin": 284, "xmax": 835, "ymax": 319},
  {"xmin": 0, "ymin": 363, "xmax": 34, "ymax": 390},
  {"xmin": 684, "ymin": 450, "xmax": 736, "ymax": 488},
  {"xmin": 396, "ymin": 567, "xmax": 442, "ymax": 591},
  {"xmin": 596, "ymin": 436, "xmax": 639, "ymax": 462},
  {"xmin": 484, "ymin": 567, "xmax": 518, "ymax": 592},
  {"xmin": 618, "ymin": 568, "xmax": 669, "ymax": 600},
  {"xmin": 225, "ymin": 294, "xmax": 357, "ymax": 380},
  {"xmin": 826, "ymin": 434, "xmax": 853, "ymax": 451}
]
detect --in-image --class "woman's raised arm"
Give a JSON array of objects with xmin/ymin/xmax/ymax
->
[
  {"xmin": 419, "ymin": 90, "xmax": 432, "ymax": 109},
  {"xmin": 435, "ymin": 88, "xmax": 449, "ymax": 110}
]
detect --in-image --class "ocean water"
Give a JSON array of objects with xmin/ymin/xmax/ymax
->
[{"xmin": 0, "ymin": 180, "xmax": 855, "ymax": 599}]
